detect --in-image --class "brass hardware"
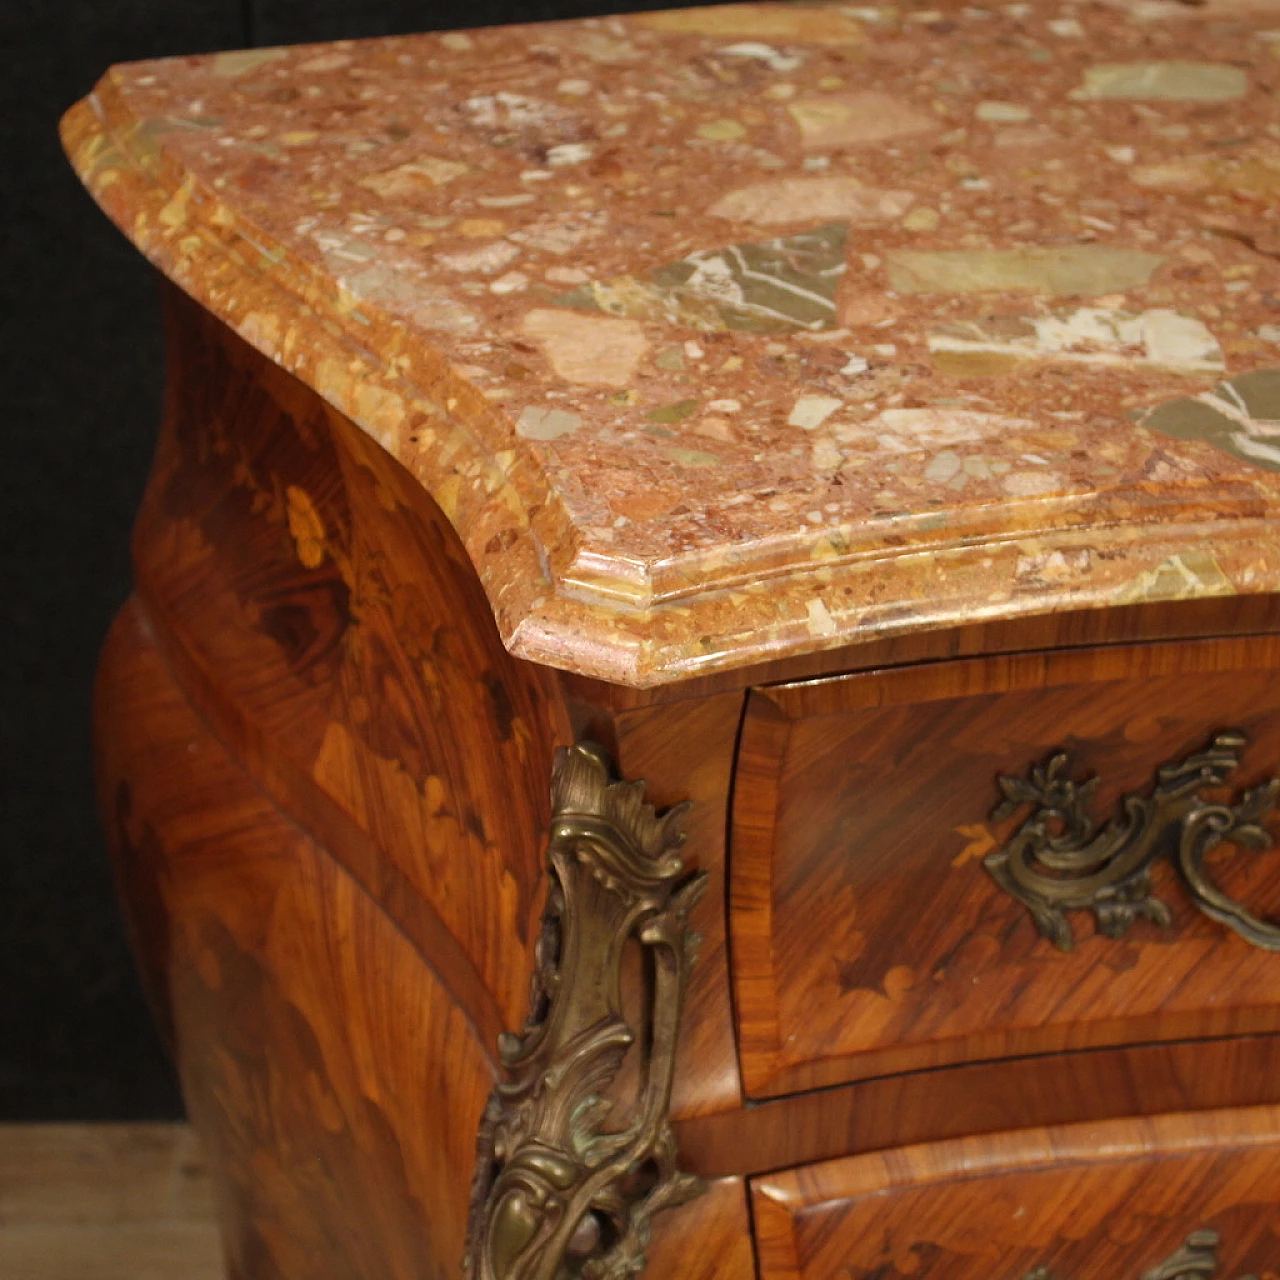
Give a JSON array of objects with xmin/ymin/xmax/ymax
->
[
  {"xmin": 1143, "ymin": 1231, "xmax": 1225, "ymax": 1280},
  {"xmin": 464, "ymin": 743, "xmax": 707, "ymax": 1280},
  {"xmin": 1023, "ymin": 1228, "xmax": 1258, "ymax": 1280},
  {"xmin": 986, "ymin": 730, "xmax": 1280, "ymax": 952}
]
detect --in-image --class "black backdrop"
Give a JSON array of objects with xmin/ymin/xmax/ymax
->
[{"xmin": 0, "ymin": 0, "xmax": 703, "ymax": 1120}]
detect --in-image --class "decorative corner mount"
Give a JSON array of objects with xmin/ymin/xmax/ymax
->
[
  {"xmin": 465, "ymin": 743, "xmax": 708, "ymax": 1280},
  {"xmin": 1023, "ymin": 1228, "xmax": 1258, "ymax": 1280},
  {"xmin": 985, "ymin": 730, "xmax": 1280, "ymax": 952}
]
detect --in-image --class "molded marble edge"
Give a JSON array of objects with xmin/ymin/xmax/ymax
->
[{"xmin": 60, "ymin": 69, "xmax": 1280, "ymax": 688}]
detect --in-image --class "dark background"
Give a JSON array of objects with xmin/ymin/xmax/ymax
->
[{"xmin": 1, "ymin": 0, "xmax": 703, "ymax": 1120}]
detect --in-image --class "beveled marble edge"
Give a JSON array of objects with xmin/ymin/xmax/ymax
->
[
  {"xmin": 62, "ymin": 70, "xmax": 1280, "ymax": 689},
  {"xmin": 62, "ymin": 78, "xmax": 567, "ymax": 655}
]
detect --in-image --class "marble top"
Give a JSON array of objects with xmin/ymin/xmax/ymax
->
[{"xmin": 63, "ymin": 0, "xmax": 1280, "ymax": 686}]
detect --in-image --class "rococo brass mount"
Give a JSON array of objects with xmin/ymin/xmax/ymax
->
[
  {"xmin": 465, "ymin": 743, "xmax": 707, "ymax": 1280},
  {"xmin": 1024, "ymin": 1228, "xmax": 1258, "ymax": 1280},
  {"xmin": 986, "ymin": 730, "xmax": 1280, "ymax": 952}
]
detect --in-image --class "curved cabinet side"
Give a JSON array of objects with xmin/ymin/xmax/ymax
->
[
  {"xmin": 130, "ymin": 285, "xmax": 571, "ymax": 1039},
  {"xmin": 95, "ymin": 600, "xmax": 496, "ymax": 1280}
]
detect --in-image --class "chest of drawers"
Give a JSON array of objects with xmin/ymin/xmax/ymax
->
[{"xmin": 65, "ymin": 3, "xmax": 1280, "ymax": 1276}]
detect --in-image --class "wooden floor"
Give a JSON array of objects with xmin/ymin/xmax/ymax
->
[{"xmin": 0, "ymin": 1124, "xmax": 223, "ymax": 1280}]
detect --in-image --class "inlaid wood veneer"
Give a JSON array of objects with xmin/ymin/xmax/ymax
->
[
  {"xmin": 753, "ymin": 1106, "xmax": 1280, "ymax": 1279},
  {"xmin": 66, "ymin": 0, "xmax": 1280, "ymax": 1276}
]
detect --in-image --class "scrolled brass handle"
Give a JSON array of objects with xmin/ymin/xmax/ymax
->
[
  {"xmin": 984, "ymin": 730, "xmax": 1280, "ymax": 952},
  {"xmin": 464, "ymin": 743, "xmax": 707, "ymax": 1280}
]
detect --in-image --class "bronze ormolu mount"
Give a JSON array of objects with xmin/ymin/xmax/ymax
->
[
  {"xmin": 986, "ymin": 730, "xmax": 1280, "ymax": 952},
  {"xmin": 465, "ymin": 743, "xmax": 707, "ymax": 1280}
]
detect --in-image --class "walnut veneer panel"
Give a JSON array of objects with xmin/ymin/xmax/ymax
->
[
  {"xmin": 61, "ymin": 1, "xmax": 1280, "ymax": 685},
  {"xmin": 732, "ymin": 638, "xmax": 1280, "ymax": 1096},
  {"xmin": 96, "ymin": 599, "xmax": 754, "ymax": 1280},
  {"xmin": 676, "ymin": 1034, "xmax": 1280, "ymax": 1178},
  {"xmin": 753, "ymin": 1105, "xmax": 1280, "ymax": 1280},
  {"xmin": 95, "ymin": 601, "xmax": 495, "ymax": 1279}
]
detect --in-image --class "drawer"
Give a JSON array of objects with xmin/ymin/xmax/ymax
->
[
  {"xmin": 752, "ymin": 1104, "xmax": 1280, "ymax": 1280},
  {"xmin": 729, "ymin": 636, "xmax": 1280, "ymax": 1097}
]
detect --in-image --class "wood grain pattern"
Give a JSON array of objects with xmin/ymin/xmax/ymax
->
[
  {"xmin": 97, "ymin": 602, "xmax": 752, "ymax": 1279},
  {"xmin": 96, "ymin": 601, "xmax": 495, "ymax": 1280},
  {"xmin": 134, "ymin": 287, "xmax": 570, "ymax": 1039},
  {"xmin": 140, "ymin": 287, "xmax": 748, "ymax": 1117},
  {"xmin": 0, "ymin": 1124, "xmax": 221, "ymax": 1280},
  {"xmin": 753, "ymin": 1105, "xmax": 1280, "ymax": 1279},
  {"xmin": 644, "ymin": 1176, "xmax": 756, "ymax": 1280},
  {"xmin": 0, "ymin": 1125, "xmax": 759, "ymax": 1280},
  {"xmin": 674, "ymin": 1033, "xmax": 1280, "ymax": 1178},
  {"xmin": 0, "ymin": 1124, "xmax": 211, "ymax": 1227},
  {"xmin": 0, "ymin": 1224, "xmax": 223, "ymax": 1280},
  {"xmin": 606, "ymin": 693, "xmax": 748, "ymax": 1121},
  {"xmin": 98, "ymin": 293, "xmax": 753, "ymax": 1275},
  {"xmin": 732, "ymin": 636, "xmax": 1280, "ymax": 1097}
]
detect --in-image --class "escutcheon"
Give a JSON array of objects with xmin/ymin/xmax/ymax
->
[
  {"xmin": 464, "ymin": 742, "xmax": 707, "ymax": 1280},
  {"xmin": 985, "ymin": 730, "xmax": 1280, "ymax": 951}
]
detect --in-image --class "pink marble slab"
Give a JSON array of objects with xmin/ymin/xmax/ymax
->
[{"xmin": 62, "ymin": 1, "xmax": 1280, "ymax": 685}]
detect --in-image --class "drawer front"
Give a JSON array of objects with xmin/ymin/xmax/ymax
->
[
  {"xmin": 752, "ymin": 1105, "xmax": 1280, "ymax": 1280},
  {"xmin": 729, "ymin": 636, "xmax": 1280, "ymax": 1097}
]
